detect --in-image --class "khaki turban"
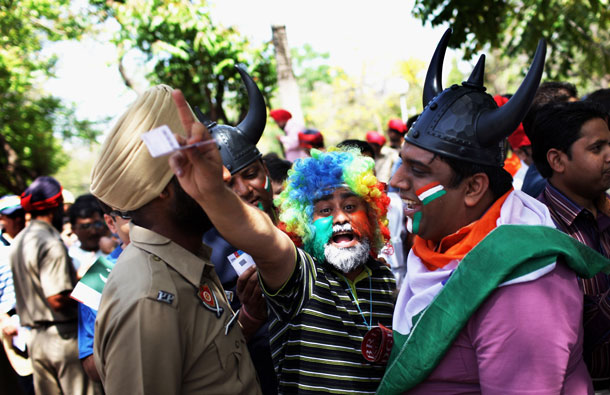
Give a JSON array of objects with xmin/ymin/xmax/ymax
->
[{"xmin": 90, "ymin": 85, "xmax": 187, "ymax": 211}]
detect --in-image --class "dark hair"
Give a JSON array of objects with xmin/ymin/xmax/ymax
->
[
  {"xmin": 262, "ymin": 154, "xmax": 292, "ymax": 183},
  {"xmin": 69, "ymin": 194, "xmax": 103, "ymax": 225},
  {"xmin": 337, "ymin": 139, "xmax": 376, "ymax": 159},
  {"xmin": 406, "ymin": 114, "xmax": 420, "ymax": 131},
  {"xmin": 585, "ymin": 88, "xmax": 610, "ymax": 114},
  {"xmin": 529, "ymin": 101, "xmax": 608, "ymax": 178},
  {"xmin": 439, "ymin": 156, "xmax": 513, "ymax": 200},
  {"xmin": 523, "ymin": 81, "xmax": 578, "ymax": 137}
]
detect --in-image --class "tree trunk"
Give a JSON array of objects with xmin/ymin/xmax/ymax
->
[{"xmin": 271, "ymin": 25, "xmax": 305, "ymax": 125}]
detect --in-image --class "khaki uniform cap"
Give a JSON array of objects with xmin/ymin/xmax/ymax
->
[{"xmin": 90, "ymin": 85, "xmax": 187, "ymax": 211}]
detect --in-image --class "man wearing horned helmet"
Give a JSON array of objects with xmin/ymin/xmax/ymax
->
[{"xmin": 376, "ymin": 29, "xmax": 610, "ymax": 394}]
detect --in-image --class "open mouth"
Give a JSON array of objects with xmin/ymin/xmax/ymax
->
[
  {"xmin": 331, "ymin": 230, "xmax": 358, "ymax": 248},
  {"xmin": 401, "ymin": 197, "xmax": 421, "ymax": 217}
]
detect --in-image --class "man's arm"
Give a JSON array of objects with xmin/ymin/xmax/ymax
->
[
  {"xmin": 169, "ymin": 90, "xmax": 296, "ymax": 290},
  {"xmin": 46, "ymin": 291, "xmax": 76, "ymax": 313}
]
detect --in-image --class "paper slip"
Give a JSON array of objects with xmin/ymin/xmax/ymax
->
[
  {"xmin": 227, "ymin": 250, "xmax": 256, "ymax": 276},
  {"xmin": 141, "ymin": 124, "xmax": 216, "ymax": 158}
]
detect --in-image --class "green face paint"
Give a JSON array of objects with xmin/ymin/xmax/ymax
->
[
  {"xmin": 412, "ymin": 211, "xmax": 422, "ymax": 235},
  {"xmin": 264, "ymin": 176, "xmax": 272, "ymax": 194},
  {"xmin": 309, "ymin": 216, "xmax": 333, "ymax": 261},
  {"xmin": 257, "ymin": 201, "xmax": 264, "ymax": 211}
]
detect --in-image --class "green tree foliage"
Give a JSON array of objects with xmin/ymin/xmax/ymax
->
[
  {"xmin": 0, "ymin": 0, "xmax": 101, "ymax": 195},
  {"xmin": 92, "ymin": 0, "xmax": 276, "ymax": 125},
  {"xmin": 413, "ymin": 0, "xmax": 610, "ymax": 85}
]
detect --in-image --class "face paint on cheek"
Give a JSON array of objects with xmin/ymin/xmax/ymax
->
[
  {"xmin": 416, "ymin": 182, "xmax": 446, "ymax": 205},
  {"xmin": 264, "ymin": 176, "xmax": 272, "ymax": 194},
  {"xmin": 412, "ymin": 211, "xmax": 422, "ymax": 234},
  {"xmin": 310, "ymin": 216, "xmax": 334, "ymax": 261},
  {"xmin": 349, "ymin": 210, "xmax": 373, "ymax": 241}
]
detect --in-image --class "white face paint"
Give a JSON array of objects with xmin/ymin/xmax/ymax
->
[
  {"xmin": 324, "ymin": 237, "xmax": 370, "ymax": 274},
  {"xmin": 406, "ymin": 216, "xmax": 413, "ymax": 233}
]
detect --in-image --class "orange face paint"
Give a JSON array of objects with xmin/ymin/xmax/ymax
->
[{"xmin": 350, "ymin": 210, "xmax": 374, "ymax": 243}]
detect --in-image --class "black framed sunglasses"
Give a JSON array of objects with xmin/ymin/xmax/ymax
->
[{"xmin": 109, "ymin": 210, "xmax": 131, "ymax": 220}]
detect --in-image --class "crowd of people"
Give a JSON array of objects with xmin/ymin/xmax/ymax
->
[{"xmin": 1, "ymin": 28, "xmax": 610, "ymax": 394}]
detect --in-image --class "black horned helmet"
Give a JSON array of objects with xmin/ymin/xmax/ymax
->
[
  {"xmin": 194, "ymin": 64, "xmax": 267, "ymax": 175},
  {"xmin": 406, "ymin": 29, "xmax": 547, "ymax": 166}
]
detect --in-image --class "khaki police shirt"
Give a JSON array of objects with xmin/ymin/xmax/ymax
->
[
  {"xmin": 94, "ymin": 224, "xmax": 262, "ymax": 395},
  {"xmin": 9, "ymin": 219, "xmax": 77, "ymax": 327}
]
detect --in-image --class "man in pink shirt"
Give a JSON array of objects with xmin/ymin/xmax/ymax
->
[
  {"xmin": 378, "ymin": 29, "xmax": 610, "ymax": 394},
  {"xmin": 270, "ymin": 109, "xmax": 307, "ymax": 162}
]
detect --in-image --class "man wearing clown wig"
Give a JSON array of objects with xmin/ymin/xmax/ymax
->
[
  {"xmin": 376, "ymin": 29, "xmax": 610, "ymax": 393},
  {"xmin": 169, "ymin": 92, "xmax": 396, "ymax": 392}
]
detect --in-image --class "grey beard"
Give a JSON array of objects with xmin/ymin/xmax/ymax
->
[{"xmin": 324, "ymin": 238, "xmax": 370, "ymax": 274}]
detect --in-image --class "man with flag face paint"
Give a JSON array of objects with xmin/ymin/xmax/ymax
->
[
  {"xmin": 168, "ymin": 93, "xmax": 396, "ymax": 392},
  {"xmin": 378, "ymin": 29, "xmax": 610, "ymax": 394}
]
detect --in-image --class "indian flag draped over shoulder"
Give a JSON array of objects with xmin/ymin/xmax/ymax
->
[
  {"xmin": 377, "ymin": 190, "xmax": 610, "ymax": 394},
  {"xmin": 70, "ymin": 256, "xmax": 114, "ymax": 311}
]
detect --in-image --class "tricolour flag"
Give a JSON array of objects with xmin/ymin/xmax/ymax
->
[
  {"xmin": 70, "ymin": 256, "xmax": 114, "ymax": 311},
  {"xmin": 416, "ymin": 182, "xmax": 446, "ymax": 205}
]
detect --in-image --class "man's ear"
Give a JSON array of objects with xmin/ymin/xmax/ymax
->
[
  {"xmin": 103, "ymin": 213, "xmax": 118, "ymax": 234},
  {"xmin": 546, "ymin": 148, "xmax": 566, "ymax": 174},
  {"xmin": 464, "ymin": 173, "xmax": 490, "ymax": 208},
  {"xmin": 159, "ymin": 181, "xmax": 173, "ymax": 200}
]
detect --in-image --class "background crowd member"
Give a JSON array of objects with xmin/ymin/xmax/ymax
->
[
  {"xmin": 0, "ymin": 196, "xmax": 33, "ymax": 395},
  {"xmin": 196, "ymin": 68, "xmax": 278, "ymax": 394},
  {"xmin": 169, "ymin": 91, "xmax": 396, "ymax": 393},
  {"xmin": 337, "ymin": 139, "xmax": 376, "ymax": 160},
  {"xmin": 270, "ymin": 108, "xmax": 306, "ymax": 162},
  {"xmin": 371, "ymin": 120, "xmax": 405, "ymax": 183},
  {"xmin": 90, "ymin": 83, "xmax": 261, "ymax": 394},
  {"xmin": 262, "ymin": 153, "xmax": 292, "ymax": 200},
  {"xmin": 585, "ymin": 88, "xmax": 610, "ymax": 114},
  {"xmin": 380, "ymin": 29, "xmax": 608, "ymax": 394},
  {"xmin": 68, "ymin": 194, "xmax": 110, "ymax": 278},
  {"xmin": 494, "ymin": 94, "xmax": 532, "ymax": 190},
  {"xmin": 530, "ymin": 101, "xmax": 610, "ymax": 391},
  {"xmin": 522, "ymin": 81, "xmax": 579, "ymax": 197},
  {"xmin": 76, "ymin": 199, "xmax": 130, "ymax": 383},
  {"xmin": 298, "ymin": 128, "xmax": 324, "ymax": 156},
  {"xmin": 365, "ymin": 130, "xmax": 385, "ymax": 157},
  {"xmin": 10, "ymin": 176, "xmax": 95, "ymax": 395},
  {"xmin": 387, "ymin": 118, "xmax": 407, "ymax": 149}
]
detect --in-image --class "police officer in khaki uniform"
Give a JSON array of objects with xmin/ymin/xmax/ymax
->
[
  {"xmin": 90, "ymin": 84, "xmax": 261, "ymax": 394},
  {"xmin": 10, "ymin": 176, "xmax": 96, "ymax": 395}
]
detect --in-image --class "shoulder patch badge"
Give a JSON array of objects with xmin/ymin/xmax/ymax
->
[
  {"xmin": 157, "ymin": 290, "xmax": 175, "ymax": 305},
  {"xmin": 198, "ymin": 284, "xmax": 224, "ymax": 318}
]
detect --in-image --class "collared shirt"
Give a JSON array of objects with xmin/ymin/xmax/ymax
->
[
  {"xmin": 262, "ymin": 248, "xmax": 396, "ymax": 394},
  {"xmin": 94, "ymin": 224, "xmax": 261, "ymax": 395},
  {"xmin": 539, "ymin": 183, "xmax": 610, "ymax": 382},
  {"xmin": 0, "ymin": 240, "xmax": 16, "ymax": 314},
  {"xmin": 10, "ymin": 219, "xmax": 77, "ymax": 327}
]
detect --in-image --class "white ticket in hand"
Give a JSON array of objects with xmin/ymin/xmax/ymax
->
[
  {"xmin": 141, "ymin": 124, "xmax": 216, "ymax": 157},
  {"xmin": 227, "ymin": 250, "xmax": 256, "ymax": 276}
]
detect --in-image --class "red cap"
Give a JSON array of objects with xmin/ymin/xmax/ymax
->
[
  {"xmin": 269, "ymin": 109, "xmax": 292, "ymax": 123},
  {"xmin": 387, "ymin": 119, "xmax": 406, "ymax": 134},
  {"xmin": 366, "ymin": 131, "xmax": 386, "ymax": 146},
  {"xmin": 298, "ymin": 129, "xmax": 324, "ymax": 149},
  {"xmin": 493, "ymin": 95, "xmax": 531, "ymax": 150}
]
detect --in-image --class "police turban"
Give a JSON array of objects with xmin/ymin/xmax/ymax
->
[{"xmin": 90, "ymin": 85, "xmax": 187, "ymax": 211}]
